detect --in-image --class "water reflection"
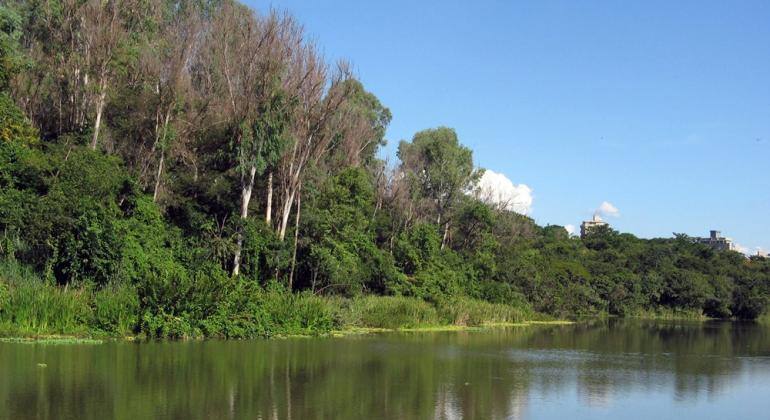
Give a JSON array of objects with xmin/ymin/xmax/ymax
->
[{"xmin": 0, "ymin": 320, "xmax": 768, "ymax": 419}]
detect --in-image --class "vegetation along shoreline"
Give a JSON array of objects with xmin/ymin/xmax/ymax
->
[{"xmin": 0, "ymin": 1, "xmax": 767, "ymax": 342}]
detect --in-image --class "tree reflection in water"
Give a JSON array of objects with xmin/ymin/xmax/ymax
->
[{"xmin": 1, "ymin": 320, "xmax": 768, "ymax": 420}]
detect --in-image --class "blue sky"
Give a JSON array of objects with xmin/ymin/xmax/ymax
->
[{"xmin": 248, "ymin": 0, "xmax": 770, "ymax": 253}]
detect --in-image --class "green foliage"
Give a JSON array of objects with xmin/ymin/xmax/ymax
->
[
  {"xmin": 435, "ymin": 297, "xmax": 529, "ymax": 326},
  {"xmin": 394, "ymin": 223, "xmax": 442, "ymax": 276},
  {"xmin": 336, "ymin": 296, "xmax": 439, "ymax": 329},
  {"xmin": 300, "ymin": 168, "xmax": 402, "ymax": 294},
  {"xmin": 258, "ymin": 283, "xmax": 336, "ymax": 335},
  {"xmin": 0, "ymin": 4, "xmax": 24, "ymax": 91},
  {"xmin": 0, "ymin": 93, "xmax": 37, "ymax": 143},
  {"xmin": 398, "ymin": 127, "xmax": 481, "ymax": 226},
  {"xmin": 0, "ymin": 261, "xmax": 92, "ymax": 335},
  {"xmin": 0, "ymin": 0, "xmax": 767, "ymax": 342},
  {"xmin": 117, "ymin": 196, "xmax": 187, "ymax": 283},
  {"xmin": 91, "ymin": 282, "xmax": 140, "ymax": 336},
  {"xmin": 731, "ymin": 275, "xmax": 768, "ymax": 319},
  {"xmin": 136, "ymin": 263, "xmax": 228, "ymax": 338},
  {"xmin": 0, "ymin": 279, "xmax": 8, "ymax": 314}
]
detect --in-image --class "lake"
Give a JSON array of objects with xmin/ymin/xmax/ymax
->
[{"xmin": 1, "ymin": 320, "xmax": 769, "ymax": 419}]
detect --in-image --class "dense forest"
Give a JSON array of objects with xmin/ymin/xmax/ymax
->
[{"xmin": 0, "ymin": 1, "xmax": 768, "ymax": 338}]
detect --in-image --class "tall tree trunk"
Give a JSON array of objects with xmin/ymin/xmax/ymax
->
[
  {"xmin": 90, "ymin": 79, "xmax": 107, "ymax": 150},
  {"xmin": 240, "ymin": 165, "xmax": 257, "ymax": 219},
  {"xmin": 288, "ymin": 185, "xmax": 301, "ymax": 289},
  {"xmin": 278, "ymin": 188, "xmax": 296, "ymax": 241},
  {"xmin": 232, "ymin": 164, "xmax": 257, "ymax": 276},
  {"xmin": 441, "ymin": 221, "xmax": 450, "ymax": 250},
  {"xmin": 311, "ymin": 269, "xmax": 318, "ymax": 294},
  {"xmin": 152, "ymin": 153, "xmax": 164, "ymax": 203},
  {"xmin": 277, "ymin": 138, "xmax": 301, "ymax": 241},
  {"xmin": 152, "ymin": 111, "xmax": 171, "ymax": 203},
  {"xmin": 265, "ymin": 171, "xmax": 273, "ymax": 225}
]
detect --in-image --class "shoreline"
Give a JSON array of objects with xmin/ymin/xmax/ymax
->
[
  {"xmin": 0, "ymin": 320, "xmax": 577, "ymax": 344},
  {"xmin": 4, "ymin": 315, "xmax": 765, "ymax": 344}
]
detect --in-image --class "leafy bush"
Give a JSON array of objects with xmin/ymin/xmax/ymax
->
[{"xmin": 136, "ymin": 264, "xmax": 228, "ymax": 338}]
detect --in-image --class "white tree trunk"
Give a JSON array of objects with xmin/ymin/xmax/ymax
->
[
  {"xmin": 288, "ymin": 187, "xmax": 301, "ymax": 289},
  {"xmin": 265, "ymin": 171, "xmax": 273, "ymax": 225},
  {"xmin": 441, "ymin": 222, "xmax": 450, "ymax": 250},
  {"xmin": 232, "ymin": 236, "xmax": 244, "ymax": 277},
  {"xmin": 278, "ymin": 188, "xmax": 296, "ymax": 241},
  {"xmin": 90, "ymin": 81, "xmax": 107, "ymax": 150},
  {"xmin": 152, "ymin": 153, "xmax": 164, "ymax": 202},
  {"xmin": 240, "ymin": 165, "xmax": 257, "ymax": 219},
  {"xmin": 232, "ymin": 165, "xmax": 257, "ymax": 276}
]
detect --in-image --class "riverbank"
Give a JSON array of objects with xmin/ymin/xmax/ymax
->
[
  {"xmin": 0, "ymin": 320, "xmax": 577, "ymax": 344},
  {"xmin": 2, "ymin": 261, "xmax": 761, "ymax": 342},
  {"xmin": 0, "ymin": 268, "xmax": 544, "ymax": 340}
]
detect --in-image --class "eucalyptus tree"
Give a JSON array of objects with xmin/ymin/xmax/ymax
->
[
  {"xmin": 199, "ymin": 1, "xmax": 299, "ymax": 275},
  {"xmin": 139, "ymin": 3, "xmax": 202, "ymax": 202},
  {"xmin": 0, "ymin": 4, "xmax": 23, "ymax": 92},
  {"xmin": 322, "ymin": 79, "xmax": 392, "ymax": 171},
  {"xmin": 274, "ymin": 52, "xmax": 352, "ymax": 242},
  {"xmin": 397, "ymin": 127, "xmax": 481, "ymax": 248},
  {"xmin": 82, "ymin": 0, "xmax": 130, "ymax": 150},
  {"xmin": 10, "ymin": 0, "xmax": 147, "ymax": 147},
  {"xmin": 11, "ymin": 0, "xmax": 92, "ymax": 137}
]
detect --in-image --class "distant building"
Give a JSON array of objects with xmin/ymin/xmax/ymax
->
[
  {"xmin": 580, "ymin": 215, "xmax": 608, "ymax": 238},
  {"xmin": 757, "ymin": 250, "xmax": 768, "ymax": 258},
  {"xmin": 695, "ymin": 230, "xmax": 735, "ymax": 251}
]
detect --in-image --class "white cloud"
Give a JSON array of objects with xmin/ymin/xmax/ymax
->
[
  {"xmin": 734, "ymin": 243, "xmax": 750, "ymax": 255},
  {"xmin": 595, "ymin": 201, "xmax": 620, "ymax": 218},
  {"xmin": 473, "ymin": 169, "xmax": 533, "ymax": 215},
  {"xmin": 732, "ymin": 244, "xmax": 769, "ymax": 257},
  {"xmin": 564, "ymin": 224, "xmax": 576, "ymax": 236}
]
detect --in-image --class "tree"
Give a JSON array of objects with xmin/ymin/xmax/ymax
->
[
  {"xmin": 140, "ymin": 3, "xmax": 201, "ymax": 203},
  {"xmin": 80, "ymin": 0, "xmax": 131, "ymax": 150},
  {"xmin": 397, "ymin": 127, "xmax": 481, "ymax": 248},
  {"xmin": 324, "ymin": 79, "xmax": 392, "ymax": 170},
  {"xmin": 274, "ymin": 57, "xmax": 352, "ymax": 241},
  {"xmin": 0, "ymin": 4, "xmax": 24, "ymax": 92},
  {"xmin": 200, "ymin": 3, "xmax": 299, "ymax": 275}
]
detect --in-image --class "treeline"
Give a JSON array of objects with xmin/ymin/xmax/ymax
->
[{"xmin": 0, "ymin": 1, "xmax": 767, "ymax": 337}]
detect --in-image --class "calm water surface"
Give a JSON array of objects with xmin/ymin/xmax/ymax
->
[{"xmin": 1, "ymin": 320, "xmax": 769, "ymax": 419}]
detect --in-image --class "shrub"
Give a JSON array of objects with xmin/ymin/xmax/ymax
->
[{"xmin": 136, "ymin": 264, "xmax": 228, "ymax": 338}]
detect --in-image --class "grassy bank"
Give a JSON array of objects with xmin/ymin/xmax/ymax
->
[
  {"xmin": 625, "ymin": 308, "xmax": 710, "ymax": 321},
  {"xmin": 0, "ymin": 262, "xmax": 538, "ymax": 340}
]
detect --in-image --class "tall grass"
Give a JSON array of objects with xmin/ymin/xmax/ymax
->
[
  {"xmin": 436, "ymin": 297, "xmax": 531, "ymax": 326},
  {"xmin": 0, "ymin": 260, "xmax": 139, "ymax": 337},
  {"xmin": 626, "ymin": 308, "xmax": 708, "ymax": 321},
  {"xmin": 0, "ymin": 261, "xmax": 92, "ymax": 335},
  {"xmin": 333, "ymin": 296, "xmax": 440, "ymax": 329},
  {"xmin": 91, "ymin": 282, "xmax": 140, "ymax": 336},
  {"xmin": 260, "ymin": 286, "xmax": 336, "ymax": 335}
]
